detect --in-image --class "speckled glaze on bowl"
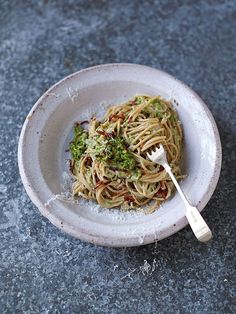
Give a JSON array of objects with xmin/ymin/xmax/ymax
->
[{"xmin": 18, "ymin": 63, "xmax": 221, "ymax": 247}]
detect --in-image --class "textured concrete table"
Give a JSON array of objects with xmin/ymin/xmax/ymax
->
[{"xmin": 0, "ymin": 1, "xmax": 235, "ymax": 313}]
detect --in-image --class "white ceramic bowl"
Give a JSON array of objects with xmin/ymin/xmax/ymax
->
[{"xmin": 18, "ymin": 63, "xmax": 221, "ymax": 247}]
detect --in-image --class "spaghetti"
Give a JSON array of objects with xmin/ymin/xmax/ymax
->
[{"xmin": 69, "ymin": 95, "xmax": 183, "ymax": 211}]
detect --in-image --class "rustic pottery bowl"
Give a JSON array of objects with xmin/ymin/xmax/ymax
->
[{"xmin": 18, "ymin": 63, "xmax": 221, "ymax": 247}]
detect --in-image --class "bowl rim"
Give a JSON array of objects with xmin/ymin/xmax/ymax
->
[{"xmin": 18, "ymin": 63, "xmax": 222, "ymax": 246}]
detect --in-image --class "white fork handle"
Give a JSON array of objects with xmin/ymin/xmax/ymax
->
[{"xmin": 164, "ymin": 164, "xmax": 212, "ymax": 243}]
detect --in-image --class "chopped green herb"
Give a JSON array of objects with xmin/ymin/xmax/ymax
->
[
  {"xmin": 144, "ymin": 98, "xmax": 167, "ymax": 119},
  {"xmin": 87, "ymin": 135, "xmax": 136, "ymax": 171},
  {"xmin": 170, "ymin": 113, "xmax": 178, "ymax": 124},
  {"xmin": 70, "ymin": 125, "xmax": 88, "ymax": 161},
  {"xmin": 172, "ymin": 127, "xmax": 181, "ymax": 144},
  {"xmin": 135, "ymin": 96, "xmax": 147, "ymax": 105},
  {"xmin": 128, "ymin": 169, "xmax": 142, "ymax": 181}
]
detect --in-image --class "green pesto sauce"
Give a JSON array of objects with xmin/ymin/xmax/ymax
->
[
  {"xmin": 140, "ymin": 97, "xmax": 166, "ymax": 119},
  {"xmin": 70, "ymin": 125, "xmax": 88, "ymax": 161},
  {"xmin": 128, "ymin": 169, "xmax": 142, "ymax": 181},
  {"xmin": 86, "ymin": 136, "xmax": 136, "ymax": 171},
  {"xmin": 152, "ymin": 98, "xmax": 166, "ymax": 119}
]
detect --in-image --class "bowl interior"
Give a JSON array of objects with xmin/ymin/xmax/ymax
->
[{"xmin": 19, "ymin": 64, "xmax": 221, "ymax": 246}]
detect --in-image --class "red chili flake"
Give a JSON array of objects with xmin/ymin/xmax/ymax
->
[
  {"xmin": 124, "ymin": 195, "xmax": 135, "ymax": 203},
  {"xmin": 95, "ymin": 174, "xmax": 99, "ymax": 183},
  {"xmin": 84, "ymin": 156, "xmax": 92, "ymax": 167},
  {"xmin": 108, "ymin": 113, "xmax": 125, "ymax": 122},
  {"xmin": 95, "ymin": 181, "xmax": 107, "ymax": 188},
  {"xmin": 155, "ymin": 188, "xmax": 168, "ymax": 199},
  {"xmin": 107, "ymin": 131, "xmax": 115, "ymax": 138},
  {"xmin": 161, "ymin": 189, "xmax": 168, "ymax": 199},
  {"xmin": 96, "ymin": 130, "xmax": 108, "ymax": 136},
  {"xmin": 108, "ymin": 114, "xmax": 115, "ymax": 122},
  {"xmin": 96, "ymin": 130, "xmax": 115, "ymax": 138},
  {"xmin": 158, "ymin": 165, "xmax": 164, "ymax": 172}
]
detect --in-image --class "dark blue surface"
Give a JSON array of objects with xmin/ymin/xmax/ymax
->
[{"xmin": 0, "ymin": 1, "xmax": 235, "ymax": 313}]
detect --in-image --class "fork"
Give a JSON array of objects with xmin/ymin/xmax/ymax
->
[{"xmin": 147, "ymin": 144, "xmax": 212, "ymax": 242}]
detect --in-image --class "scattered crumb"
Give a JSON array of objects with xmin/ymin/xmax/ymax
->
[
  {"xmin": 121, "ymin": 268, "xmax": 136, "ymax": 280},
  {"xmin": 113, "ymin": 265, "xmax": 119, "ymax": 271},
  {"xmin": 140, "ymin": 260, "xmax": 152, "ymax": 275}
]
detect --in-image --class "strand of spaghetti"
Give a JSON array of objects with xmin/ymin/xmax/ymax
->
[{"xmin": 70, "ymin": 95, "xmax": 183, "ymax": 210}]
